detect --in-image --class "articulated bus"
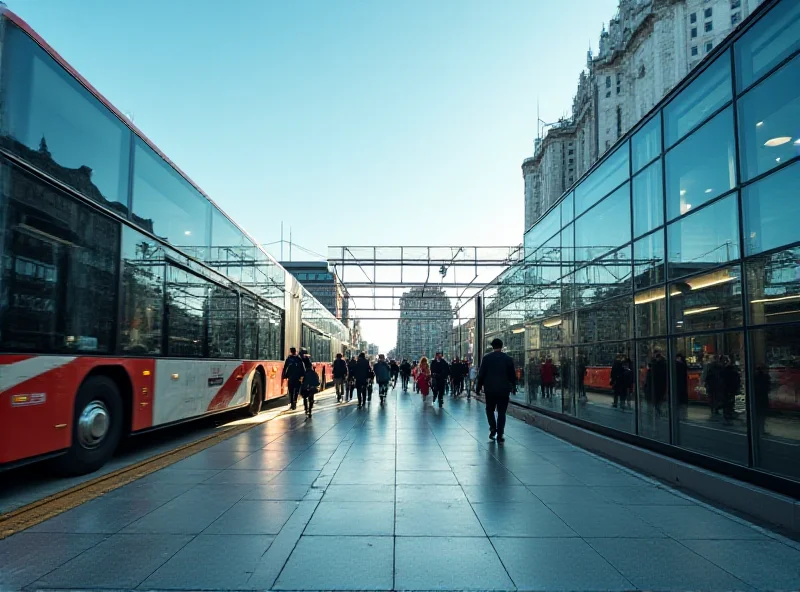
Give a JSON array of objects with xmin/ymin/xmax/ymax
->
[{"xmin": 0, "ymin": 9, "xmax": 350, "ymax": 474}]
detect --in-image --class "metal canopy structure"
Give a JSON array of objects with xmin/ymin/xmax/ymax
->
[{"xmin": 327, "ymin": 246, "xmax": 522, "ymax": 321}]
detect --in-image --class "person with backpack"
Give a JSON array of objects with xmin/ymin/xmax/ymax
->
[
  {"xmin": 347, "ymin": 356, "xmax": 358, "ymax": 401},
  {"xmin": 333, "ymin": 353, "xmax": 348, "ymax": 402},
  {"xmin": 374, "ymin": 354, "xmax": 392, "ymax": 403},
  {"xmin": 400, "ymin": 358, "xmax": 412, "ymax": 391},
  {"xmin": 353, "ymin": 352, "xmax": 371, "ymax": 408},
  {"xmin": 282, "ymin": 347, "xmax": 304, "ymax": 410},
  {"xmin": 430, "ymin": 352, "xmax": 450, "ymax": 408},
  {"xmin": 300, "ymin": 352, "xmax": 320, "ymax": 417}
]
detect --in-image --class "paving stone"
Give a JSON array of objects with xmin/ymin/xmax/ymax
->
[
  {"xmin": 322, "ymin": 484, "xmax": 394, "ymax": 502},
  {"xmin": 461, "ymin": 484, "xmax": 542, "ymax": 503},
  {"xmin": 396, "ymin": 470, "xmax": 458, "ymax": 485},
  {"xmin": 395, "ymin": 485, "xmax": 468, "ymax": 502},
  {"xmin": 395, "ymin": 500, "xmax": 485, "ymax": 536},
  {"xmin": 305, "ymin": 501, "xmax": 394, "ymax": 536},
  {"xmin": 204, "ymin": 500, "xmax": 299, "ymax": 534},
  {"xmin": 243, "ymin": 483, "xmax": 311, "ymax": 500},
  {"xmin": 0, "ymin": 533, "xmax": 105, "ymax": 589},
  {"xmin": 471, "ymin": 502, "xmax": 576, "ymax": 537},
  {"xmin": 629, "ymin": 505, "xmax": 769, "ymax": 540},
  {"xmin": 545, "ymin": 502, "xmax": 667, "ymax": 538},
  {"xmin": 27, "ymin": 497, "xmax": 165, "ymax": 533}
]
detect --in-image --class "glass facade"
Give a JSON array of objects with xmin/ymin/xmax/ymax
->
[
  {"xmin": 482, "ymin": 0, "xmax": 800, "ymax": 486},
  {"xmin": 0, "ymin": 18, "xmax": 348, "ymax": 362}
]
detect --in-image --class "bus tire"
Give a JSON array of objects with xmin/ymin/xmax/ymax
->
[
  {"xmin": 56, "ymin": 375, "xmax": 124, "ymax": 475},
  {"xmin": 246, "ymin": 373, "xmax": 263, "ymax": 417}
]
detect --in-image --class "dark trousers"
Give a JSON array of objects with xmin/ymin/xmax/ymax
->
[
  {"xmin": 401, "ymin": 374, "xmax": 410, "ymax": 390},
  {"xmin": 347, "ymin": 379, "xmax": 356, "ymax": 400},
  {"xmin": 432, "ymin": 375, "xmax": 446, "ymax": 405},
  {"xmin": 334, "ymin": 378, "xmax": 345, "ymax": 400},
  {"xmin": 302, "ymin": 390, "xmax": 315, "ymax": 411},
  {"xmin": 378, "ymin": 381, "xmax": 389, "ymax": 397},
  {"xmin": 288, "ymin": 380, "xmax": 302, "ymax": 408},
  {"xmin": 485, "ymin": 392, "xmax": 510, "ymax": 435},
  {"xmin": 356, "ymin": 381, "xmax": 368, "ymax": 405}
]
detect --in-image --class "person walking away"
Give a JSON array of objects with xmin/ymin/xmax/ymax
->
[
  {"xmin": 541, "ymin": 357, "xmax": 556, "ymax": 399},
  {"xmin": 476, "ymin": 338, "xmax": 516, "ymax": 442},
  {"xmin": 390, "ymin": 359, "xmax": 400, "ymax": 388},
  {"xmin": 400, "ymin": 358, "xmax": 412, "ymax": 391},
  {"xmin": 431, "ymin": 352, "xmax": 450, "ymax": 407},
  {"xmin": 300, "ymin": 353, "xmax": 320, "ymax": 417},
  {"xmin": 353, "ymin": 352, "xmax": 371, "ymax": 408},
  {"xmin": 417, "ymin": 357, "xmax": 431, "ymax": 400},
  {"xmin": 333, "ymin": 353, "xmax": 348, "ymax": 402},
  {"xmin": 721, "ymin": 355, "xmax": 740, "ymax": 424},
  {"xmin": 468, "ymin": 363, "xmax": 477, "ymax": 399},
  {"xmin": 282, "ymin": 347, "xmax": 305, "ymax": 410},
  {"xmin": 411, "ymin": 361, "xmax": 419, "ymax": 392},
  {"xmin": 675, "ymin": 353, "xmax": 689, "ymax": 420},
  {"xmin": 610, "ymin": 354, "xmax": 625, "ymax": 408},
  {"xmin": 347, "ymin": 356, "xmax": 358, "ymax": 401},
  {"xmin": 375, "ymin": 354, "xmax": 392, "ymax": 403},
  {"xmin": 367, "ymin": 362, "xmax": 375, "ymax": 401}
]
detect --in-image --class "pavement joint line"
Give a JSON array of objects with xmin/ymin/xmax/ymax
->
[{"xmin": 0, "ymin": 388, "xmax": 344, "ymax": 541}]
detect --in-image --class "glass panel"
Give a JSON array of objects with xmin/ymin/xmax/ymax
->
[
  {"xmin": 635, "ymin": 287, "xmax": 667, "ymax": 337},
  {"xmin": 132, "ymin": 138, "xmax": 210, "ymax": 249},
  {"xmin": 672, "ymin": 332, "xmax": 748, "ymax": 465},
  {"xmin": 208, "ymin": 285, "xmax": 237, "ymax": 358},
  {"xmin": 575, "ymin": 247, "xmax": 632, "ymax": 307},
  {"xmin": 632, "ymin": 114, "xmax": 662, "ymax": 173},
  {"xmin": 738, "ymin": 55, "xmax": 800, "ymax": 182},
  {"xmin": 734, "ymin": 0, "xmax": 800, "ymax": 91},
  {"xmin": 0, "ymin": 24, "xmax": 131, "ymax": 214},
  {"xmin": 743, "ymin": 161, "xmax": 800, "ymax": 257},
  {"xmin": 667, "ymin": 193, "xmax": 740, "ymax": 279},
  {"xmin": 577, "ymin": 297, "xmax": 631, "ymax": 344},
  {"xmin": 528, "ymin": 348, "xmax": 560, "ymax": 411},
  {"xmin": 561, "ymin": 192, "xmax": 574, "ymax": 226},
  {"xmin": 633, "ymin": 160, "xmax": 664, "ymax": 238},
  {"xmin": 665, "ymin": 107, "xmax": 737, "ymax": 220},
  {"xmin": 561, "ymin": 224, "xmax": 575, "ymax": 274},
  {"xmin": 165, "ymin": 266, "xmax": 208, "ymax": 357},
  {"xmin": 746, "ymin": 247, "xmax": 800, "ymax": 326},
  {"xmin": 634, "ymin": 230, "xmax": 665, "ymax": 290},
  {"xmin": 210, "ymin": 207, "xmax": 252, "ymax": 284},
  {"xmin": 0, "ymin": 162, "xmax": 120, "ymax": 353},
  {"xmin": 749, "ymin": 324, "xmax": 800, "ymax": 480},
  {"xmin": 120, "ymin": 227, "xmax": 164, "ymax": 355},
  {"xmin": 575, "ymin": 142, "xmax": 629, "ymax": 216},
  {"xmin": 670, "ymin": 266, "xmax": 743, "ymax": 333},
  {"xmin": 664, "ymin": 52, "xmax": 732, "ymax": 147},
  {"xmin": 241, "ymin": 296, "xmax": 259, "ymax": 359},
  {"xmin": 258, "ymin": 305, "xmax": 283, "ymax": 360},
  {"xmin": 575, "ymin": 342, "xmax": 635, "ymax": 433},
  {"xmin": 637, "ymin": 340, "xmax": 670, "ymax": 442},
  {"xmin": 575, "ymin": 182, "xmax": 631, "ymax": 262}
]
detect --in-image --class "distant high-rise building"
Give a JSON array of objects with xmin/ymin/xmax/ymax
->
[
  {"xmin": 395, "ymin": 287, "xmax": 454, "ymax": 359},
  {"xmin": 280, "ymin": 261, "xmax": 348, "ymax": 321}
]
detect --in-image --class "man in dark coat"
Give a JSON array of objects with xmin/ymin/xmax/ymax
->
[
  {"xmin": 333, "ymin": 353, "xmax": 348, "ymax": 402},
  {"xmin": 282, "ymin": 347, "xmax": 304, "ymax": 410},
  {"xmin": 430, "ymin": 352, "xmax": 450, "ymax": 407},
  {"xmin": 476, "ymin": 338, "xmax": 517, "ymax": 442},
  {"xmin": 353, "ymin": 352, "xmax": 371, "ymax": 408}
]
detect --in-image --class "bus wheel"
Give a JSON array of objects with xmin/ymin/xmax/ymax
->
[
  {"xmin": 56, "ymin": 375, "xmax": 123, "ymax": 475},
  {"xmin": 246, "ymin": 373, "xmax": 264, "ymax": 417}
]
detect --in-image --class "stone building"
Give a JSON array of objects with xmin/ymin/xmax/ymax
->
[
  {"xmin": 395, "ymin": 286, "xmax": 454, "ymax": 359},
  {"xmin": 523, "ymin": 0, "xmax": 762, "ymax": 232}
]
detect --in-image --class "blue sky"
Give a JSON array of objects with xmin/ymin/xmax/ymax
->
[{"xmin": 8, "ymin": 0, "xmax": 618, "ymax": 348}]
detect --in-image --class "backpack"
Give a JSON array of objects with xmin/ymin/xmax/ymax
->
[
  {"xmin": 302, "ymin": 368, "xmax": 320, "ymax": 392},
  {"xmin": 375, "ymin": 362, "xmax": 391, "ymax": 383},
  {"xmin": 285, "ymin": 356, "xmax": 304, "ymax": 381}
]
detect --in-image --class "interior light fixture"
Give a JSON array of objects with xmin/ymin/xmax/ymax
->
[
  {"xmin": 766, "ymin": 309, "xmax": 800, "ymax": 317},
  {"xmin": 794, "ymin": 139, "xmax": 800, "ymax": 146},
  {"xmin": 751, "ymin": 294, "xmax": 800, "ymax": 304},
  {"xmin": 511, "ymin": 327, "xmax": 525, "ymax": 334},
  {"xmin": 184, "ymin": 230, "xmax": 192, "ymax": 236},
  {"xmin": 776, "ymin": 157, "xmax": 782, "ymax": 163},
  {"xmin": 683, "ymin": 305, "xmax": 720, "ymax": 316},
  {"xmin": 679, "ymin": 189, "xmax": 687, "ymax": 197},
  {"xmin": 542, "ymin": 317, "xmax": 562, "ymax": 328},
  {"xmin": 704, "ymin": 188, "xmax": 713, "ymax": 194},
  {"xmin": 634, "ymin": 291, "xmax": 666, "ymax": 305},
  {"xmin": 764, "ymin": 136, "xmax": 792, "ymax": 147},
  {"xmin": 756, "ymin": 121, "xmax": 764, "ymax": 127},
  {"xmin": 688, "ymin": 275, "xmax": 736, "ymax": 291}
]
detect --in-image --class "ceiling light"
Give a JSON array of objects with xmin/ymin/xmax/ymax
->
[
  {"xmin": 704, "ymin": 188, "xmax": 713, "ymax": 194},
  {"xmin": 756, "ymin": 121, "xmax": 764, "ymax": 127},
  {"xmin": 542, "ymin": 317, "xmax": 562, "ymax": 328},
  {"xmin": 766, "ymin": 309, "xmax": 800, "ymax": 317},
  {"xmin": 679, "ymin": 189, "xmax": 687, "ymax": 197},
  {"xmin": 634, "ymin": 290, "xmax": 666, "ymax": 304},
  {"xmin": 764, "ymin": 136, "xmax": 792, "ymax": 147},
  {"xmin": 511, "ymin": 327, "xmax": 525, "ymax": 334},
  {"xmin": 184, "ymin": 230, "xmax": 192, "ymax": 235},
  {"xmin": 751, "ymin": 294, "xmax": 800, "ymax": 304},
  {"xmin": 688, "ymin": 274, "xmax": 736, "ymax": 291},
  {"xmin": 794, "ymin": 139, "xmax": 800, "ymax": 146},
  {"xmin": 776, "ymin": 157, "xmax": 782, "ymax": 163},
  {"xmin": 684, "ymin": 305, "xmax": 720, "ymax": 316}
]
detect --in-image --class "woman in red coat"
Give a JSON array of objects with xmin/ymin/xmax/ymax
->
[{"xmin": 541, "ymin": 358, "xmax": 556, "ymax": 399}]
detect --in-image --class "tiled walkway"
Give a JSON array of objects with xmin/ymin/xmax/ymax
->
[{"xmin": 3, "ymin": 387, "xmax": 800, "ymax": 591}]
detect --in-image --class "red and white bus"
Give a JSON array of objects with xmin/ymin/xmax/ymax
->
[{"xmin": 0, "ymin": 9, "xmax": 349, "ymax": 474}]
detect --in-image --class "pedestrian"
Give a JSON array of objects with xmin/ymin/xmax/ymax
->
[
  {"xmin": 400, "ymin": 358, "xmax": 412, "ymax": 391},
  {"xmin": 417, "ymin": 356, "xmax": 431, "ymax": 399},
  {"xmin": 476, "ymin": 338, "xmax": 516, "ymax": 442},
  {"xmin": 282, "ymin": 347, "xmax": 305, "ymax": 410},
  {"xmin": 347, "ymin": 356, "xmax": 358, "ymax": 401},
  {"xmin": 374, "ymin": 354, "xmax": 392, "ymax": 403},
  {"xmin": 333, "ymin": 353, "xmax": 348, "ymax": 402},
  {"xmin": 430, "ymin": 352, "xmax": 450, "ymax": 408},
  {"xmin": 300, "ymin": 352, "xmax": 319, "ymax": 417},
  {"xmin": 468, "ymin": 362, "xmax": 477, "ymax": 399},
  {"xmin": 353, "ymin": 352, "xmax": 371, "ymax": 408},
  {"xmin": 390, "ymin": 359, "xmax": 400, "ymax": 388},
  {"xmin": 541, "ymin": 357, "xmax": 556, "ymax": 398},
  {"xmin": 610, "ymin": 354, "xmax": 632, "ymax": 409}
]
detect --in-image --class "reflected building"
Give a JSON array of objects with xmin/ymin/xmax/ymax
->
[
  {"xmin": 281, "ymin": 261, "xmax": 348, "ymax": 322},
  {"xmin": 395, "ymin": 287, "xmax": 454, "ymax": 359}
]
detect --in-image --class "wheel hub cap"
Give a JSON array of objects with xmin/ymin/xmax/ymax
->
[{"xmin": 77, "ymin": 401, "xmax": 109, "ymax": 449}]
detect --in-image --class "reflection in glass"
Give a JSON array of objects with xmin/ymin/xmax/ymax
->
[
  {"xmin": 575, "ymin": 143, "xmax": 629, "ymax": 216},
  {"xmin": 738, "ymin": 54, "xmax": 800, "ymax": 182},
  {"xmin": 241, "ymin": 296, "xmax": 259, "ymax": 359},
  {"xmin": 133, "ymin": 138, "xmax": 210, "ymax": 248},
  {"xmin": 670, "ymin": 266, "xmax": 743, "ymax": 332},
  {"xmin": 210, "ymin": 207, "xmax": 253, "ymax": 284},
  {"xmin": 667, "ymin": 193, "xmax": 740, "ymax": 279},
  {"xmin": 633, "ymin": 160, "xmax": 664, "ymax": 238},
  {"xmin": 575, "ymin": 247, "xmax": 632, "ymax": 307},
  {"xmin": 0, "ymin": 23, "xmax": 131, "ymax": 212},
  {"xmin": 577, "ymin": 297, "xmax": 631, "ymax": 344},
  {"xmin": 632, "ymin": 114, "xmax": 662, "ymax": 173},
  {"xmin": 166, "ymin": 266, "xmax": 208, "ymax": 358},
  {"xmin": 672, "ymin": 331, "xmax": 748, "ymax": 465},
  {"xmin": 749, "ymin": 324, "xmax": 800, "ymax": 480},
  {"xmin": 561, "ymin": 223, "xmax": 575, "ymax": 274},
  {"xmin": 746, "ymin": 247, "xmax": 800, "ymax": 326},
  {"xmin": 575, "ymin": 342, "xmax": 635, "ymax": 433},
  {"xmin": 743, "ymin": 161, "xmax": 800, "ymax": 256},
  {"xmin": 208, "ymin": 285, "xmax": 237, "ymax": 359},
  {"xmin": 634, "ymin": 230, "xmax": 665, "ymax": 290},
  {"xmin": 561, "ymin": 192, "xmax": 574, "ymax": 226},
  {"xmin": 528, "ymin": 348, "xmax": 563, "ymax": 411},
  {"xmin": 635, "ymin": 286, "xmax": 667, "ymax": 337},
  {"xmin": 637, "ymin": 339, "xmax": 670, "ymax": 442},
  {"xmin": 664, "ymin": 52, "xmax": 732, "ymax": 147},
  {"xmin": 734, "ymin": 0, "xmax": 800, "ymax": 91},
  {"xmin": 665, "ymin": 107, "xmax": 736, "ymax": 220},
  {"xmin": 121, "ymin": 228, "xmax": 164, "ymax": 355},
  {"xmin": 575, "ymin": 182, "xmax": 631, "ymax": 262}
]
